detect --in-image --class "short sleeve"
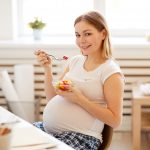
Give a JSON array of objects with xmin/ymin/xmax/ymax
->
[{"xmin": 101, "ymin": 60, "xmax": 124, "ymax": 84}]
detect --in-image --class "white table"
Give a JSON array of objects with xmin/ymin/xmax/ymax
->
[{"xmin": 0, "ymin": 106, "xmax": 74, "ymax": 150}]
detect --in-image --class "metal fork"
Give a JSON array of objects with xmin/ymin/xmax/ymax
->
[{"xmin": 48, "ymin": 54, "xmax": 68, "ymax": 61}]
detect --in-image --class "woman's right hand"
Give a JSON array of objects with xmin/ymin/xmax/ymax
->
[{"xmin": 34, "ymin": 50, "xmax": 52, "ymax": 68}]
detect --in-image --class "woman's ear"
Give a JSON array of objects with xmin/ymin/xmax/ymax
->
[{"xmin": 101, "ymin": 29, "xmax": 107, "ymax": 40}]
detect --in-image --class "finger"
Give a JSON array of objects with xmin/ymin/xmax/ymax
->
[
  {"xmin": 67, "ymin": 84, "xmax": 74, "ymax": 91},
  {"xmin": 55, "ymin": 89, "xmax": 63, "ymax": 95},
  {"xmin": 38, "ymin": 59, "xmax": 48, "ymax": 64},
  {"xmin": 34, "ymin": 50, "xmax": 39, "ymax": 55},
  {"xmin": 39, "ymin": 52, "xmax": 46, "ymax": 57},
  {"xmin": 34, "ymin": 49, "xmax": 43, "ymax": 55},
  {"xmin": 39, "ymin": 56, "xmax": 51, "ymax": 64},
  {"xmin": 34, "ymin": 50, "xmax": 46, "ymax": 56},
  {"xmin": 35, "ymin": 50, "xmax": 51, "ymax": 63},
  {"xmin": 39, "ymin": 53, "xmax": 51, "ymax": 62},
  {"xmin": 69, "ymin": 86, "xmax": 80, "ymax": 94},
  {"xmin": 37, "ymin": 53, "xmax": 48, "ymax": 60}
]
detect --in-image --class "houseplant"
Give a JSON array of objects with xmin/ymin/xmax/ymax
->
[{"xmin": 28, "ymin": 17, "xmax": 46, "ymax": 40}]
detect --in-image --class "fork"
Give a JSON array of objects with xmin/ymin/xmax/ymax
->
[{"xmin": 48, "ymin": 54, "xmax": 68, "ymax": 61}]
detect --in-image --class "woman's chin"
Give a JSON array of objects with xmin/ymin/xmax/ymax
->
[{"xmin": 81, "ymin": 50, "xmax": 89, "ymax": 55}]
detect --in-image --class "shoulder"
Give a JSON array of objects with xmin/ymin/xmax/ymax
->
[
  {"xmin": 101, "ymin": 59, "xmax": 124, "ymax": 84},
  {"xmin": 103, "ymin": 59, "xmax": 121, "ymax": 72}
]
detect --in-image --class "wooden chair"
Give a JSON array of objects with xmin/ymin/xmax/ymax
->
[{"xmin": 98, "ymin": 124, "xmax": 113, "ymax": 150}]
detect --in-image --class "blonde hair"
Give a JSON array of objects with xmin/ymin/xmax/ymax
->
[{"xmin": 74, "ymin": 11, "xmax": 112, "ymax": 59}]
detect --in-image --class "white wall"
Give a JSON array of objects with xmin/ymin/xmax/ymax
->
[{"xmin": 0, "ymin": 0, "xmax": 17, "ymax": 40}]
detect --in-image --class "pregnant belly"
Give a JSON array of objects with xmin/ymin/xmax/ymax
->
[{"xmin": 43, "ymin": 95, "xmax": 95, "ymax": 133}]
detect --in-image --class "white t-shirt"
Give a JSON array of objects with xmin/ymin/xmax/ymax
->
[{"xmin": 43, "ymin": 55, "xmax": 123, "ymax": 141}]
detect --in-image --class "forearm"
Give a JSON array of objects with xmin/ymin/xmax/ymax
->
[
  {"xmin": 77, "ymin": 95, "xmax": 122, "ymax": 128},
  {"xmin": 34, "ymin": 50, "xmax": 57, "ymax": 101},
  {"xmin": 44, "ymin": 67, "xmax": 56, "ymax": 101}
]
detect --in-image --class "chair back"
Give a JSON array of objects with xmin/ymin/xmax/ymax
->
[{"xmin": 98, "ymin": 124, "xmax": 113, "ymax": 150}]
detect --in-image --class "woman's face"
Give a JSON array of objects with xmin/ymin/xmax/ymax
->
[{"xmin": 74, "ymin": 21, "xmax": 106, "ymax": 56}]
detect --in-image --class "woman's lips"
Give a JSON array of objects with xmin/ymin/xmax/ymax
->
[{"xmin": 81, "ymin": 45, "xmax": 91, "ymax": 50}]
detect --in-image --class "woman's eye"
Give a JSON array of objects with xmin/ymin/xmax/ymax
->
[
  {"xmin": 85, "ymin": 33, "xmax": 91, "ymax": 36},
  {"xmin": 75, "ymin": 34, "xmax": 80, "ymax": 38}
]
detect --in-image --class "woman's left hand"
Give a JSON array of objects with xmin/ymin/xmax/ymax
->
[{"xmin": 55, "ymin": 85, "xmax": 84, "ymax": 105}]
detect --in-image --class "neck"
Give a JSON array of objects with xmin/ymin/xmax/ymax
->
[
  {"xmin": 83, "ymin": 54, "xmax": 107, "ymax": 72},
  {"xmin": 86, "ymin": 54, "xmax": 106, "ymax": 64}
]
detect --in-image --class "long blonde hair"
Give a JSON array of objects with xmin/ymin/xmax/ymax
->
[{"xmin": 74, "ymin": 11, "xmax": 112, "ymax": 59}]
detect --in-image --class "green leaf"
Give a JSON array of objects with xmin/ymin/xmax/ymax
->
[{"xmin": 28, "ymin": 17, "xmax": 46, "ymax": 29}]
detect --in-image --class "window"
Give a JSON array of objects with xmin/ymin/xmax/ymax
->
[
  {"xmin": 17, "ymin": 0, "xmax": 150, "ymax": 37},
  {"xmin": 17, "ymin": 0, "xmax": 94, "ymax": 36},
  {"xmin": 105, "ymin": 0, "xmax": 150, "ymax": 36}
]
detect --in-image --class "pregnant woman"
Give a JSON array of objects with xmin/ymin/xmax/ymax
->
[{"xmin": 34, "ymin": 11, "xmax": 124, "ymax": 150}]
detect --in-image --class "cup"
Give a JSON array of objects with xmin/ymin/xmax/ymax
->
[{"xmin": 0, "ymin": 127, "xmax": 12, "ymax": 150}]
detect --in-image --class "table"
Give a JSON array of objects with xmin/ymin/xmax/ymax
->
[
  {"xmin": 0, "ymin": 106, "xmax": 74, "ymax": 150},
  {"xmin": 132, "ymin": 86, "xmax": 150, "ymax": 150}
]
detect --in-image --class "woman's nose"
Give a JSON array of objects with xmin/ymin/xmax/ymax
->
[{"xmin": 79, "ymin": 36, "xmax": 86, "ymax": 43}]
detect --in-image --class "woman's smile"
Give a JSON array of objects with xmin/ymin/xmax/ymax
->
[{"xmin": 80, "ymin": 45, "xmax": 91, "ymax": 50}]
